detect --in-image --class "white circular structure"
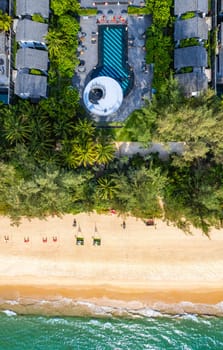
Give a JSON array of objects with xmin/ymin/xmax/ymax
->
[{"xmin": 83, "ymin": 76, "xmax": 123, "ymax": 116}]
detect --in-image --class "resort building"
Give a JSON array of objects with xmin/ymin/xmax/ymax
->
[
  {"xmin": 16, "ymin": 0, "xmax": 50, "ymax": 19},
  {"xmin": 174, "ymin": 17, "xmax": 208, "ymax": 41},
  {"xmin": 16, "ymin": 48, "xmax": 48, "ymax": 72},
  {"xmin": 217, "ymin": 23, "xmax": 223, "ymax": 85},
  {"xmin": 14, "ymin": 9, "xmax": 49, "ymax": 100},
  {"xmin": 0, "ymin": 32, "xmax": 10, "ymax": 104},
  {"xmin": 175, "ymin": 71, "xmax": 208, "ymax": 96},
  {"xmin": 0, "ymin": 0, "xmax": 9, "ymax": 13},
  {"xmin": 15, "ymin": 73, "xmax": 47, "ymax": 99},
  {"xmin": 174, "ymin": 46, "xmax": 207, "ymax": 69},
  {"xmin": 174, "ymin": 0, "xmax": 208, "ymax": 16},
  {"xmin": 174, "ymin": 0, "xmax": 209, "ymax": 96},
  {"xmin": 219, "ymin": 0, "xmax": 223, "ymax": 16},
  {"xmin": 15, "ymin": 19, "xmax": 48, "ymax": 49},
  {"xmin": 74, "ymin": 1, "xmax": 152, "ymax": 121},
  {"xmin": 174, "ymin": 46, "xmax": 208, "ymax": 96}
]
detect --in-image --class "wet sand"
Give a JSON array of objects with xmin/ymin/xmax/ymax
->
[{"xmin": 0, "ymin": 213, "xmax": 223, "ymax": 316}]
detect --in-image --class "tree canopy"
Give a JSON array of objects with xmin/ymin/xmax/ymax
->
[{"xmin": 50, "ymin": 0, "xmax": 80, "ymax": 16}]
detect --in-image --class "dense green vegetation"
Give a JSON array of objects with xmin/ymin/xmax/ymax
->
[
  {"xmin": 50, "ymin": 0, "xmax": 80, "ymax": 16},
  {"xmin": 145, "ymin": 0, "xmax": 173, "ymax": 92},
  {"xmin": 46, "ymin": 0, "xmax": 80, "ymax": 86},
  {"xmin": 145, "ymin": 25, "xmax": 173, "ymax": 91},
  {"xmin": 117, "ymin": 81, "xmax": 223, "ymax": 235},
  {"xmin": 179, "ymin": 38, "xmax": 200, "ymax": 48},
  {"xmin": 1, "ymin": 82, "xmax": 223, "ymax": 235},
  {"xmin": 0, "ymin": 95, "xmax": 164, "ymax": 223},
  {"xmin": 146, "ymin": 0, "xmax": 172, "ymax": 27}
]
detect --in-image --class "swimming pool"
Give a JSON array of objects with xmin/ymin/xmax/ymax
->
[{"xmin": 91, "ymin": 25, "xmax": 133, "ymax": 96}]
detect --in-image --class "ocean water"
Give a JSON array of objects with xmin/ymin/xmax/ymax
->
[{"xmin": 0, "ymin": 311, "xmax": 223, "ymax": 350}]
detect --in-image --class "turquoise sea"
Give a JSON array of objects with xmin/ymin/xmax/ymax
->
[{"xmin": 1, "ymin": 311, "xmax": 223, "ymax": 350}]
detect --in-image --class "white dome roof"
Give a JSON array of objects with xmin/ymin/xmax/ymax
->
[{"xmin": 83, "ymin": 76, "xmax": 123, "ymax": 116}]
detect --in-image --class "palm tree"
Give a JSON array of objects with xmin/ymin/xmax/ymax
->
[
  {"xmin": 74, "ymin": 119, "xmax": 96, "ymax": 141},
  {"xmin": 96, "ymin": 177, "xmax": 119, "ymax": 200},
  {"xmin": 28, "ymin": 115, "xmax": 54, "ymax": 157},
  {"xmin": 96, "ymin": 142, "xmax": 115, "ymax": 165},
  {"xmin": 11, "ymin": 101, "xmax": 54, "ymax": 157},
  {"xmin": 53, "ymin": 117, "xmax": 75, "ymax": 140},
  {"xmin": 66, "ymin": 140, "xmax": 97, "ymax": 168},
  {"xmin": 0, "ymin": 11, "xmax": 12, "ymax": 32},
  {"xmin": 45, "ymin": 30, "xmax": 64, "ymax": 58},
  {"xmin": 3, "ymin": 111, "xmax": 31, "ymax": 146}
]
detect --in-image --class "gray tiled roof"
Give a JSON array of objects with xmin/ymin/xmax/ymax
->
[
  {"xmin": 16, "ymin": 0, "xmax": 49, "ymax": 18},
  {"xmin": 174, "ymin": 46, "xmax": 207, "ymax": 69},
  {"xmin": 220, "ymin": 23, "xmax": 223, "ymax": 46},
  {"xmin": 0, "ymin": 0, "xmax": 8, "ymax": 13},
  {"xmin": 174, "ymin": 17, "xmax": 208, "ymax": 41},
  {"xmin": 175, "ymin": 71, "xmax": 208, "ymax": 95},
  {"xmin": 217, "ymin": 48, "xmax": 223, "ymax": 79},
  {"xmin": 174, "ymin": 0, "xmax": 208, "ymax": 15},
  {"xmin": 15, "ymin": 73, "xmax": 47, "ymax": 98},
  {"xmin": 16, "ymin": 19, "xmax": 48, "ymax": 43},
  {"xmin": 0, "ymin": 32, "xmax": 6, "ymax": 53},
  {"xmin": 16, "ymin": 48, "xmax": 48, "ymax": 70}
]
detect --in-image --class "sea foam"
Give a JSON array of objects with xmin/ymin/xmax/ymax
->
[
  {"xmin": 0, "ymin": 297, "xmax": 223, "ymax": 318},
  {"xmin": 2, "ymin": 309, "xmax": 17, "ymax": 316}
]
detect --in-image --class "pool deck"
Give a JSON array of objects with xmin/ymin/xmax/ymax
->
[{"xmin": 73, "ymin": 8, "xmax": 152, "ymax": 122}]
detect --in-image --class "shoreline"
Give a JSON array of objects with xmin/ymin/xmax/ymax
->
[
  {"xmin": 0, "ymin": 282, "xmax": 223, "ymax": 317},
  {"xmin": 0, "ymin": 213, "xmax": 223, "ymax": 316}
]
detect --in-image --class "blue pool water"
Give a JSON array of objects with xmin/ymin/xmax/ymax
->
[{"xmin": 92, "ymin": 25, "xmax": 133, "ymax": 96}]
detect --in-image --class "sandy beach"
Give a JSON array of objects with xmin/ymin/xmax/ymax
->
[{"xmin": 0, "ymin": 212, "xmax": 223, "ymax": 316}]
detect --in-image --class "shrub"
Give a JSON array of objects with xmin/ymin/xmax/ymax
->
[
  {"xmin": 146, "ymin": 25, "xmax": 173, "ymax": 91},
  {"xmin": 178, "ymin": 67, "xmax": 193, "ymax": 73},
  {"xmin": 78, "ymin": 8, "xmax": 97, "ymax": 16},
  {"xmin": 128, "ymin": 6, "xmax": 149, "ymax": 15},
  {"xmin": 32, "ymin": 13, "xmax": 45, "ymax": 23},
  {"xmin": 179, "ymin": 38, "xmax": 199, "ymax": 48},
  {"xmin": 180, "ymin": 12, "xmax": 196, "ymax": 20},
  {"xmin": 30, "ymin": 69, "xmax": 43, "ymax": 75}
]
